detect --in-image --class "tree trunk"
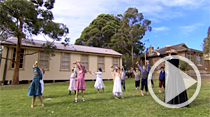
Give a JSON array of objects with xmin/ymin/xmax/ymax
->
[
  {"xmin": 12, "ymin": 17, "xmax": 23, "ymax": 85},
  {"xmin": 131, "ymin": 46, "xmax": 134, "ymax": 68},
  {"xmin": 12, "ymin": 37, "xmax": 21, "ymax": 85}
]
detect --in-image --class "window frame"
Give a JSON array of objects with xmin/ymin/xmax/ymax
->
[
  {"xmin": 80, "ymin": 55, "xmax": 89, "ymax": 71},
  {"xmin": 38, "ymin": 51, "xmax": 50, "ymax": 71},
  {"xmin": 187, "ymin": 53, "xmax": 193, "ymax": 61},
  {"xmin": 10, "ymin": 48, "xmax": 25, "ymax": 69},
  {"xmin": 60, "ymin": 52, "xmax": 71, "ymax": 71},
  {"xmin": 113, "ymin": 57, "xmax": 119, "ymax": 67},
  {"xmin": 97, "ymin": 56, "xmax": 105, "ymax": 72},
  {"xmin": 196, "ymin": 55, "xmax": 201, "ymax": 65}
]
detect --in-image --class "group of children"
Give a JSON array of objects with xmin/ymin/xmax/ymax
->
[
  {"xmin": 132, "ymin": 61, "xmax": 165, "ymax": 96},
  {"xmin": 67, "ymin": 60, "xmax": 165, "ymax": 99},
  {"xmin": 27, "ymin": 59, "xmax": 166, "ymax": 108},
  {"xmin": 68, "ymin": 65, "xmax": 105, "ymax": 95}
]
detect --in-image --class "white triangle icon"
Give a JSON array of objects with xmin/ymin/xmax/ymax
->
[{"xmin": 165, "ymin": 61, "xmax": 197, "ymax": 103}]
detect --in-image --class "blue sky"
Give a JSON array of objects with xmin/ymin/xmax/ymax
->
[{"xmin": 34, "ymin": 0, "xmax": 210, "ymax": 51}]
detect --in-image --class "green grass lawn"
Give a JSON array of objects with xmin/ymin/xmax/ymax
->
[{"xmin": 0, "ymin": 78, "xmax": 210, "ymax": 117}]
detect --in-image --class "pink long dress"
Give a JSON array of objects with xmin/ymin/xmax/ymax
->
[{"xmin": 75, "ymin": 63, "xmax": 86, "ymax": 90}]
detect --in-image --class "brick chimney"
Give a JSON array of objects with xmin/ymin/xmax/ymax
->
[{"xmin": 149, "ymin": 45, "xmax": 154, "ymax": 55}]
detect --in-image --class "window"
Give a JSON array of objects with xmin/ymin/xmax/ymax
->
[
  {"xmin": 98, "ymin": 56, "xmax": 104, "ymax": 71},
  {"xmin": 11, "ymin": 48, "xmax": 24, "ymax": 68},
  {"xmin": 113, "ymin": 57, "xmax": 119, "ymax": 67},
  {"xmin": 61, "ymin": 53, "xmax": 70, "ymax": 70},
  {"xmin": 196, "ymin": 55, "xmax": 201, "ymax": 65},
  {"xmin": 186, "ymin": 53, "xmax": 193, "ymax": 61},
  {"xmin": 81, "ymin": 55, "xmax": 88, "ymax": 70},
  {"xmin": 39, "ymin": 52, "xmax": 49, "ymax": 70}
]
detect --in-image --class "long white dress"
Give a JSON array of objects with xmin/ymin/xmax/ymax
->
[
  {"xmin": 68, "ymin": 68, "xmax": 77, "ymax": 91},
  {"xmin": 92, "ymin": 72, "xmax": 105, "ymax": 89},
  {"xmin": 40, "ymin": 74, "xmax": 44, "ymax": 94},
  {"xmin": 113, "ymin": 74, "xmax": 123, "ymax": 96}
]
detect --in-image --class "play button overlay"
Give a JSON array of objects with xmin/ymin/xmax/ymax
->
[
  {"xmin": 148, "ymin": 55, "xmax": 201, "ymax": 108},
  {"xmin": 165, "ymin": 61, "xmax": 197, "ymax": 103}
]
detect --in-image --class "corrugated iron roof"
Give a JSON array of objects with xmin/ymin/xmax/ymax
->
[{"xmin": 0, "ymin": 37, "xmax": 122, "ymax": 56}]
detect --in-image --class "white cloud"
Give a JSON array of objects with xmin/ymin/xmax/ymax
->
[
  {"xmin": 179, "ymin": 23, "xmax": 204, "ymax": 35},
  {"xmin": 158, "ymin": 0, "xmax": 205, "ymax": 7},
  {"xmin": 32, "ymin": 0, "xmax": 208, "ymax": 44},
  {"xmin": 153, "ymin": 26, "xmax": 170, "ymax": 31}
]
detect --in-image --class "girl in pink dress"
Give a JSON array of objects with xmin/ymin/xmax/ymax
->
[{"xmin": 74, "ymin": 60, "xmax": 87, "ymax": 103}]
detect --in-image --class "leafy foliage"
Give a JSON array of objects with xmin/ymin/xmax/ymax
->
[
  {"xmin": 75, "ymin": 7, "xmax": 152, "ymax": 68},
  {"xmin": 0, "ymin": 0, "xmax": 70, "ymax": 84},
  {"xmin": 111, "ymin": 7, "xmax": 152, "ymax": 67},
  {"xmin": 0, "ymin": 0, "xmax": 70, "ymax": 47},
  {"xmin": 203, "ymin": 27, "xmax": 210, "ymax": 56},
  {"xmin": 75, "ymin": 14, "xmax": 120, "ymax": 48},
  {"xmin": 179, "ymin": 60, "xmax": 189, "ymax": 72}
]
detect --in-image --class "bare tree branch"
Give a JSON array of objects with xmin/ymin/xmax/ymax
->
[
  {"xmin": 0, "ymin": 56, "xmax": 16, "ymax": 63},
  {"xmin": 122, "ymin": 45, "xmax": 131, "ymax": 54},
  {"xmin": 21, "ymin": 51, "xmax": 39, "ymax": 56}
]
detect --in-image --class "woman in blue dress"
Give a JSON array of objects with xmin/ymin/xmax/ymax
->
[{"xmin": 27, "ymin": 61, "xmax": 44, "ymax": 108}]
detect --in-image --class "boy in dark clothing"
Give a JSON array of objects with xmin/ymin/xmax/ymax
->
[{"xmin": 158, "ymin": 66, "xmax": 165, "ymax": 93}]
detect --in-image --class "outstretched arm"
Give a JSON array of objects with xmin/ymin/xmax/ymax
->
[
  {"xmin": 153, "ymin": 50, "xmax": 165, "ymax": 58},
  {"xmin": 91, "ymin": 71, "xmax": 97, "ymax": 76}
]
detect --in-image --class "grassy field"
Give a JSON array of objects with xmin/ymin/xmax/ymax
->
[{"xmin": 0, "ymin": 78, "xmax": 210, "ymax": 117}]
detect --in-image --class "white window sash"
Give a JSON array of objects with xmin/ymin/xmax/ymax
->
[{"xmin": 81, "ymin": 55, "xmax": 88, "ymax": 70}]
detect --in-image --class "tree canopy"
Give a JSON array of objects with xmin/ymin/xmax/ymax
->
[
  {"xmin": 75, "ymin": 14, "xmax": 121, "ymax": 48},
  {"xmin": 75, "ymin": 7, "xmax": 152, "ymax": 69},
  {"xmin": 0, "ymin": 0, "xmax": 70, "ymax": 84}
]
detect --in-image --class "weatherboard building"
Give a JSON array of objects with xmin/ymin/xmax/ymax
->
[{"xmin": 0, "ymin": 38, "xmax": 122, "ymax": 84}]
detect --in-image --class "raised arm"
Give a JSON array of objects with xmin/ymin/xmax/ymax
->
[
  {"xmin": 147, "ymin": 63, "xmax": 150, "ymax": 72},
  {"xmin": 138, "ymin": 64, "xmax": 143, "ymax": 72},
  {"xmin": 110, "ymin": 66, "xmax": 116, "ymax": 80},
  {"xmin": 33, "ymin": 68, "xmax": 38, "ymax": 75},
  {"xmin": 76, "ymin": 62, "xmax": 81, "ymax": 70},
  {"xmin": 121, "ymin": 66, "xmax": 125, "ymax": 72},
  {"xmin": 82, "ymin": 65, "xmax": 87, "ymax": 73},
  {"xmin": 132, "ymin": 68, "xmax": 137, "ymax": 75}
]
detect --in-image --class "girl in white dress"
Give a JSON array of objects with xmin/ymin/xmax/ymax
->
[
  {"xmin": 40, "ymin": 68, "xmax": 45, "ymax": 94},
  {"xmin": 111, "ymin": 66, "xmax": 123, "ymax": 99},
  {"xmin": 89, "ymin": 68, "xmax": 105, "ymax": 94},
  {"xmin": 68, "ymin": 66, "xmax": 77, "ymax": 95}
]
